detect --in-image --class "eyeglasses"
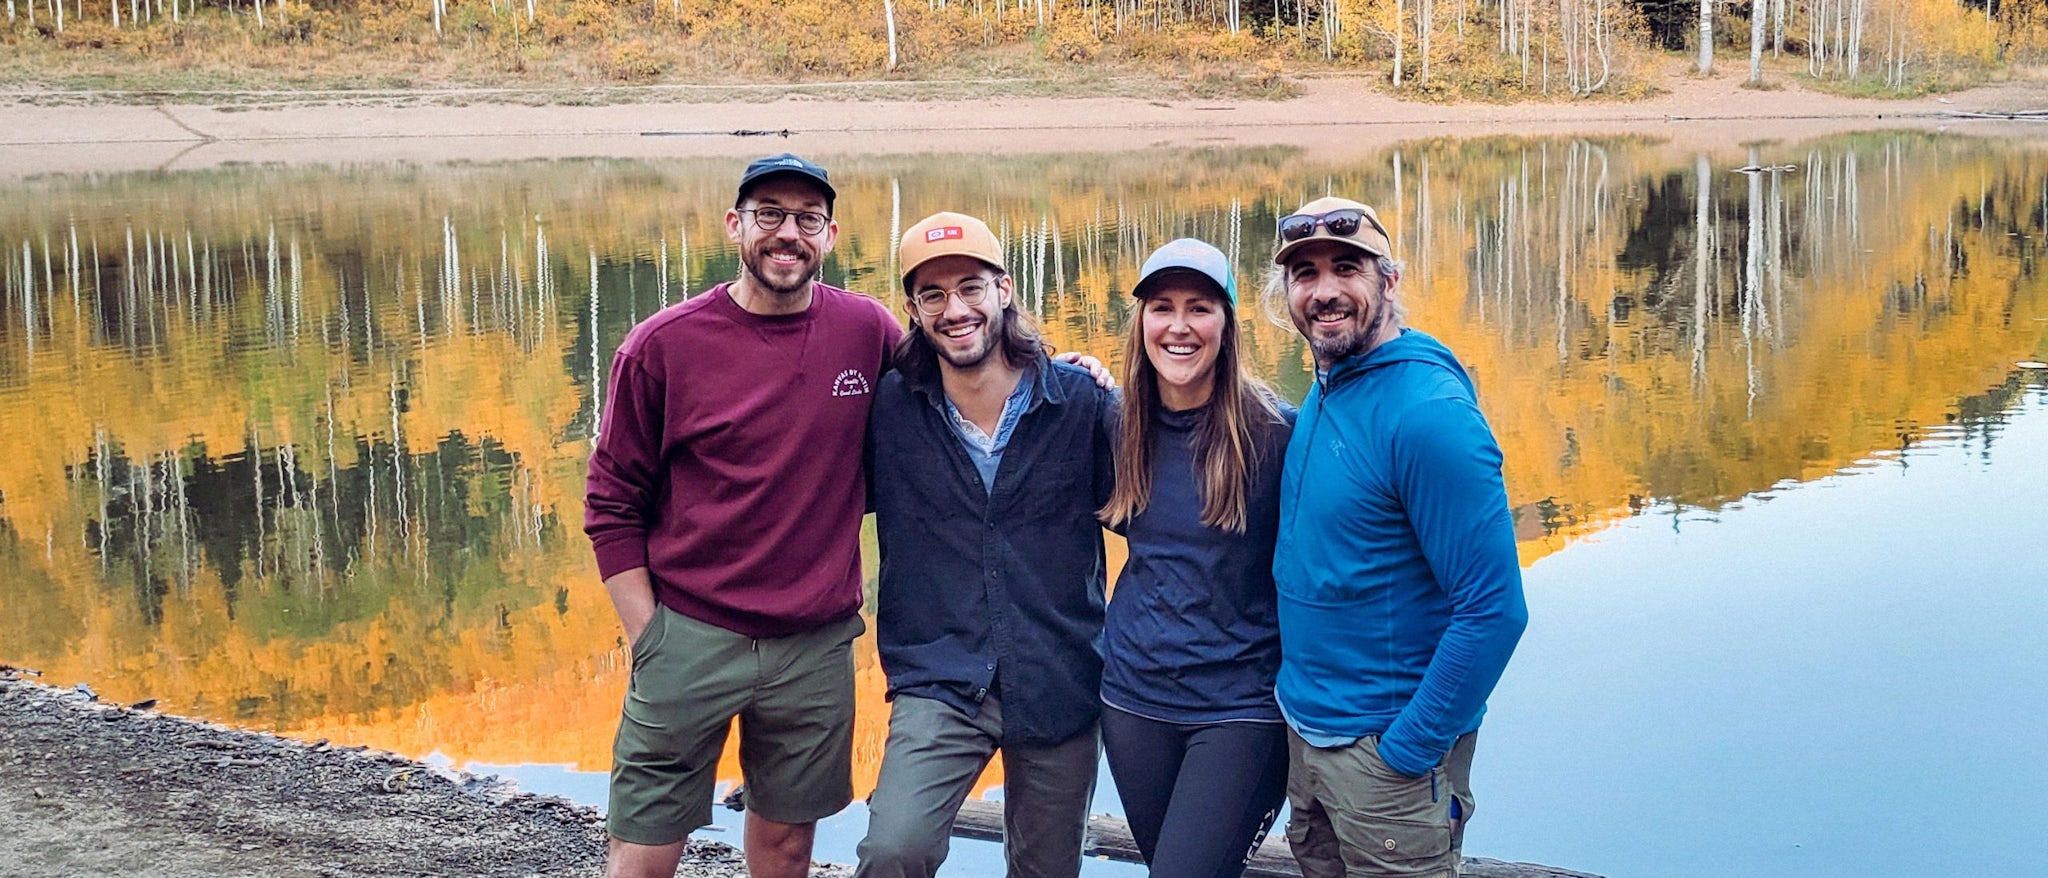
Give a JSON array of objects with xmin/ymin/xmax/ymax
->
[
  {"xmin": 910, "ymin": 279, "xmax": 995, "ymax": 316},
  {"xmin": 737, "ymin": 206, "xmax": 831, "ymax": 235},
  {"xmin": 1277, "ymin": 208, "xmax": 1390, "ymax": 244}
]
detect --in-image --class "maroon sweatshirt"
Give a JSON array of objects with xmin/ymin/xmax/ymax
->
[{"xmin": 584, "ymin": 282, "xmax": 902, "ymax": 638}]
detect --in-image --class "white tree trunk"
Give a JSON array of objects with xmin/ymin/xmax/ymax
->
[
  {"xmin": 1593, "ymin": 0, "xmax": 1610, "ymax": 90},
  {"xmin": 1420, "ymin": 0, "xmax": 1431, "ymax": 84},
  {"xmin": 1699, "ymin": 0, "xmax": 1714, "ymax": 73},
  {"xmin": 1392, "ymin": 0, "xmax": 1409, "ymax": 86},
  {"xmin": 1772, "ymin": 0, "xmax": 1784, "ymax": 56},
  {"xmin": 1847, "ymin": 0, "xmax": 1864, "ymax": 77},
  {"xmin": 1519, "ymin": 0, "xmax": 1530, "ymax": 82},
  {"xmin": 884, "ymin": 0, "xmax": 899, "ymax": 69},
  {"xmin": 1749, "ymin": 0, "xmax": 1765, "ymax": 81}
]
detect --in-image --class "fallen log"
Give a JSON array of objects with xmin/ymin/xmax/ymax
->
[
  {"xmin": 954, "ymin": 799, "xmax": 1602, "ymax": 878},
  {"xmin": 1944, "ymin": 110, "xmax": 2048, "ymax": 121}
]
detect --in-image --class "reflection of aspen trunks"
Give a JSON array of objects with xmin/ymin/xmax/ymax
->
[{"xmin": 0, "ymin": 137, "xmax": 2044, "ymax": 780}]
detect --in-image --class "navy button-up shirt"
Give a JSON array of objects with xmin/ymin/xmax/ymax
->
[{"xmin": 868, "ymin": 353, "xmax": 1117, "ymax": 746}]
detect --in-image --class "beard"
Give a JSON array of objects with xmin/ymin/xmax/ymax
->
[
  {"xmin": 927, "ymin": 306, "xmax": 1005, "ymax": 370},
  {"xmin": 740, "ymin": 239, "xmax": 819, "ymax": 297},
  {"xmin": 1294, "ymin": 299, "xmax": 1374, "ymax": 366}
]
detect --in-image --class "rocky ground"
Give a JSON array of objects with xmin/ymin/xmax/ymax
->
[
  {"xmin": 0, "ymin": 667, "xmax": 792, "ymax": 878},
  {"xmin": 3, "ymin": 665, "xmax": 1591, "ymax": 877}
]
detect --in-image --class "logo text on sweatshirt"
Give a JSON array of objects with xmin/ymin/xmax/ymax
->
[{"xmin": 831, "ymin": 369, "xmax": 872, "ymax": 398}]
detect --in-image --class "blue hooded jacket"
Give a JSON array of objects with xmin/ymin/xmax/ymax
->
[{"xmin": 1274, "ymin": 329, "xmax": 1528, "ymax": 778}]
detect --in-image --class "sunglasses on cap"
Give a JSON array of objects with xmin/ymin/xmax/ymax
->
[{"xmin": 1276, "ymin": 208, "xmax": 1391, "ymax": 244}]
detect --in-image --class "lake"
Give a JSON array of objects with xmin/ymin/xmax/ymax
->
[{"xmin": 1, "ymin": 130, "xmax": 2043, "ymax": 877}]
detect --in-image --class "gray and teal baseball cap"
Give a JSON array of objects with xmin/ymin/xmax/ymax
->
[{"xmin": 1133, "ymin": 238, "xmax": 1236, "ymax": 304}]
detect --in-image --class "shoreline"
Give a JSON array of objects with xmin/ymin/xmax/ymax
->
[
  {"xmin": 2, "ymin": 72, "xmax": 2044, "ymax": 177},
  {"xmin": 3, "ymin": 668, "xmax": 1601, "ymax": 877},
  {"xmin": 0, "ymin": 668, "xmax": 792, "ymax": 878}
]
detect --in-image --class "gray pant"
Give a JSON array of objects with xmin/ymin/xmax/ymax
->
[{"xmin": 855, "ymin": 694, "xmax": 1100, "ymax": 878}]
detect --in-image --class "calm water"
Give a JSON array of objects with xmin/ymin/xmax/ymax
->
[{"xmin": 1, "ymin": 132, "xmax": 2044, "ymax": 877}]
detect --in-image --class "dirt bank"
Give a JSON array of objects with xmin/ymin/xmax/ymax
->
[
  {"xmin": 1, "ymin": 69, "xmax": 2043, "ymax": 178},
  {"xmin": 0, "ymin": 667, "xmax": 781, "ymax": 878}
]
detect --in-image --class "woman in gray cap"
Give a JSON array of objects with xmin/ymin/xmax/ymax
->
[{"xmin": 1098, "ymin": 238, "xmax": 1296, "ymax": 878}]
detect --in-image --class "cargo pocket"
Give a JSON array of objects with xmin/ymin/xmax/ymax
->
[
  {"xmin": 1320, "ymin": 738, "xmax": 1457, "ymax": 875},
  {"xmin": 1362, "ymin": 817, "xmax": 1451, "ymax": 863}
]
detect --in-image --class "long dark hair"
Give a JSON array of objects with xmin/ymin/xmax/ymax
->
[
  {"xmin": 1100, "ymin": 294, "xmax": 1283, "ymax": 534},
  {"xmin": 892, "ymin": 273, "xmax": 1048, "ymax": 385}
]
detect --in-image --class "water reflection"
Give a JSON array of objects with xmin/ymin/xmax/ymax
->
[
  {"xmin": 1476, "ymin": 377, "xmax": 2048, "ymax": 877},
  {"xmin": 0, "ymin": 133, "xmax": 2044, "ymax": 860}
]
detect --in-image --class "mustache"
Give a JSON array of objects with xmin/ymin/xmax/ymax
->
[{"xmin": 754, "ymin": 241, "xmax": 812, "ymax": 259}]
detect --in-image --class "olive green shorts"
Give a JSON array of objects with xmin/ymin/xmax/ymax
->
[
  {"xmin": 1285, "ymin": 729, "xmax": 1478, "ymax": 878},
  {"xmin": 607, "ymin": 605, "xmax": 862, "ymax": 845}
]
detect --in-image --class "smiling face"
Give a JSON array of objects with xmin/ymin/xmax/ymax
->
[
  {"xmin": 1283, "ymin": 240, "xmax": 1397, "ymax": 369},
  {"xmin": 726, "ymin": 176, "xmax": 837, "ymax": 301},
  {"xmin": 907, "ymin": 255, "xmax": 1012, "ymax": 372},
  {"xmin": 1140, "ymin": 278, "xmax": 1229, "ymax": 412}
]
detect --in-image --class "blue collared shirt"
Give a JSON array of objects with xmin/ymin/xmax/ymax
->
[{"xmin": 939, "ymin": 365, "xmax": 1035, "ymax": 494}]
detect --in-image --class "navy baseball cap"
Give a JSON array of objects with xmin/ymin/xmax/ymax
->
[
  {"xmin": 736, "ymin": 153, "xmax": 836, "ymax": 207},
  {"xmin": 1133, "ymin": 238, "xmax": 1237, "ymax": 304}
]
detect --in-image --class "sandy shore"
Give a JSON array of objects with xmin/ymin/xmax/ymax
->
[{"xmin": 2, "ymin": 71, "xmax": 2044, "ymax": 176}]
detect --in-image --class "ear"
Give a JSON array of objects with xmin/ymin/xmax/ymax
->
[
  {"xmin": 996, "ymin": 274, "xmax": 1015, "ymax": 309},
  {"xmin": 724, "ymin": 208, "xmax": 745, "ymax": 245}
]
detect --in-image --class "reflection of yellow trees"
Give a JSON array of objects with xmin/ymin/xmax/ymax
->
[{"xmin": 0, "ymin": 135, "xmax": 2044, "ymax": 793}]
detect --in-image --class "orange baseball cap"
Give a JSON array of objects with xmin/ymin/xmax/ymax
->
[{"xmin": 899, "ymin": 212, "xmax": 1005, "ymax": 290}]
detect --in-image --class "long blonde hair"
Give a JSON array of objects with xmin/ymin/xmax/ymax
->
[{"xmin": 1100, "ymin": 293, "xmax": 1284, "ymax": 534}]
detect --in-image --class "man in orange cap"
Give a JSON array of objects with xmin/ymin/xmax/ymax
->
[{"xmin": 856, "ymin": 211, "xmax": 1118, "ymax": 878}]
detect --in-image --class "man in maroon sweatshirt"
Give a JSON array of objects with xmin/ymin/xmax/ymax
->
[{"xmin": 584, "ymin": 154, "xmax": 902, "ymax": 878}]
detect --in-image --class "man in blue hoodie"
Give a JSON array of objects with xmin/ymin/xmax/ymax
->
[{"xmin": 1268, "ymin": 196, "xmax": 1529, "ymax": 877}]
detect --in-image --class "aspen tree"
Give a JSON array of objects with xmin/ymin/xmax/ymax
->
[
  {"xmin": 1772, "ymin": 0, "xmax": 1784, "ymax": 55},
  {"xmin": 1700, "ymin": 0, "xmax": 1714, "ymax": 73},
  {"xmin": 1420, "ymin": 0, "xmax": 1431, "ymax": 85},
  {"xmin": 1750, "ymin": 0, "xmax": 1766, "ymax": 81},
  {"xmin": 1395, "ymin": 0, "xmax": 1405, "ymax": 86},
  {"xmin": 884, "ymin": 0, "xmax": 898, "ymax": 69}
]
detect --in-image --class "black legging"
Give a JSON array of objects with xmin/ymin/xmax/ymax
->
[{"xmin": 1100, "ymin": 705, "xmax": 1290, "ymax": 878}]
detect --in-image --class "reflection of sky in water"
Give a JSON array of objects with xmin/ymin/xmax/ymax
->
[
  {"xmin": 1471, "ymin": 386, "xmax": 2048, "ymax": 877},
  {"xmin": 477, "ymin": 386, "xmax": 2045, "ymax": 877}
]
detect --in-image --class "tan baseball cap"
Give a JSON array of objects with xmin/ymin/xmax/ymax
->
[
  {"xmin": 899, "ymin": 212, "xmax": 1005, "ymax": 291},
  {"xmin": 1273, "ymin": 196, "xmax": 1393, "ymax": 265}
]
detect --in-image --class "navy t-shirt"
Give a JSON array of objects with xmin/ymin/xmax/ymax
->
[{"xmin": 1101, "ymin": 399, "xmax": 1295, "ymax": 724}]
